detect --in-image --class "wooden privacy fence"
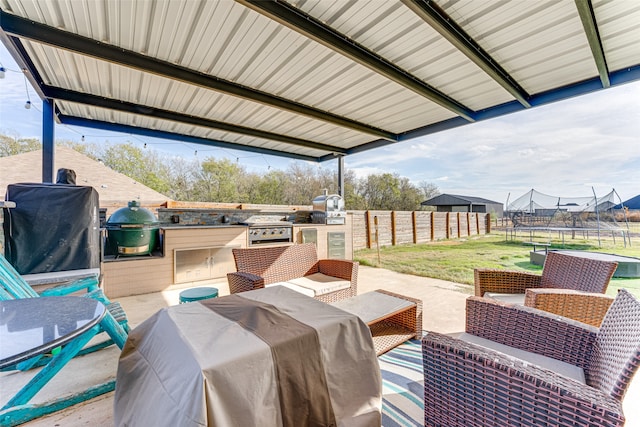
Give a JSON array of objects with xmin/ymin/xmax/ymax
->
[{"xmin": 350, "ymin": 211, "xmax": 491, "ymax": 250}]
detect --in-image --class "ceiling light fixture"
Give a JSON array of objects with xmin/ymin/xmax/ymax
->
[{"xmin": 23, "ymin": 73, "xmax": 32, "ymax": 109}]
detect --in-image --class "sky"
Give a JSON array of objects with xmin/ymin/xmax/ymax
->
[{"xmin": 1, "ymin": 44, "xmax": 639, "ymax": 207}]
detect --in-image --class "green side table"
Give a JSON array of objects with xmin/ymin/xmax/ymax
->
[{"xmin": 179, "ymin": 287, "xmax": 219, "ymax": 304}]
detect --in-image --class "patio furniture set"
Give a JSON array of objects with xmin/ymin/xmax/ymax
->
[
  {"xmin": 1, "ymin": 243, "xmax": 639, "ymax": 426},
  {"xmin": 228, "ymin": 243, "xmax": 422, "ymax": 355}
]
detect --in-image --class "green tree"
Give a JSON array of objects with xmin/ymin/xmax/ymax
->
[
  {"xmin": 356, "ymin": 173, "xmax": 424, "ymax": 210},
  {"xmin": 0, "ymin": 133, "xmax": 40, "ymax": 157},
  {"xmin": 397, "ymin": 176, "xmax": 424, "ymax": 211},
  {"xmin": 58, "ymin": 139, "xmax": 96, "ymax": 158},
  {"xmin": 343, "ymin": 170, "xmax": 366, "ymax": 210},
  {"xmin": 191, "ymin": 157, "xmax": 246, "ymax": 202},
  {"xmin": 358, "ymin": 173, "xmax": 398, "ymax": 210},
  {"xmin": 245, "ymin": 170, "xmax": 288, "ymax": 205},
  {"xmin": 98, "ymin": 143, "xmax": 172, "ymax": 194},
  {"xmin": 165, "ymin": 157, "xmax": 201, "ymax": 201}
]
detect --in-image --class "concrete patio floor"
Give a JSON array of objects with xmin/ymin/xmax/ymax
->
[{"xmin": 3, "ymin": 265, "xmax": 639, "ymax": 426}]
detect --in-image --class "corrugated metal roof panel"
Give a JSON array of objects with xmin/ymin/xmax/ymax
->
[
  {"xmin": 444, "ymin": 1, "xmax": 597, "ymax": 94},
  {"xmin": 73, "ymin": 0, "xmax": 454, "ymax": 134},
  {"xmin": 294, "ymin": 0, "xmax": 513, "ymax": 111},
  {"xmin": 177, "ymin": 2, "xmax": 448, "ymax": 130},
  {"xmin": 22, "ymin": 40, "xmax": 371, "ymax": 150},
  {"xmin": 56, "ymin": 101, "xmax": 332, "ymax": 158},
  {"xmin": 594, "ymin": 0, "xmax": 640, "ymax": 71}
]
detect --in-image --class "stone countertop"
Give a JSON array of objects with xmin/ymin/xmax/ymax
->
[{"xmin": 159, "ymin": 224, "xmax": 248, "ymax": 230}]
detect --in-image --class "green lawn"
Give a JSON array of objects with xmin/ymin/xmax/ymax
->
[{"xmin": 354, "ymin": 233, "xmax": 640, "ymax": 298}]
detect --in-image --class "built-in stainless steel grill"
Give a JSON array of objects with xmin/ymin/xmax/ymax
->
[
  {"xmin": 240, "ymin": 215, "xmax": 293, "ymax": 246},
  {"xmin": 312, "ymin": 192, "xmax": 346, "ymax": 225}
]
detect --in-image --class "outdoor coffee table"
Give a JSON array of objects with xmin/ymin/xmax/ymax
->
[{"xmin": 331, "ymin": 289, "xmax": 422, "ymax": 355}]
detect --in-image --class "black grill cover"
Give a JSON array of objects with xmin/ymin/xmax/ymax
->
[{"xmin": 3, "ymin": 183, "xmax": 100, "ymax": 274}]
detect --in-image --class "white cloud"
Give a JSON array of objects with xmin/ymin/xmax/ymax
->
[
  {"xmin": 349, "ymin": 166, "xmax": 385, "ymax": 179},
  {"xmin": 517, "ymin": 148, "xmax": 535, "ymax": 157}
]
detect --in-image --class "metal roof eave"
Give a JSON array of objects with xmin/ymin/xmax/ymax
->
[
  {"xmin": 346, "ymin": 65, "xmax": 640, "ymax": 155},
  {"xmin": 57, "ymin": 115, "xmax": 321, "ymax": 162},
  {"xmin": 0, "ymin": 32, "xmax": 47, "ymax": 101},
  {"xmin": 0, "ymin": 9, "xmax": 397, "ymax": 142}
]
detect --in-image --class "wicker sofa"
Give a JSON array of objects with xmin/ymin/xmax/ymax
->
[
  {"xmin": 423, "ymin": 289, "xmax": 640, "ymax": 427},
  {"xmin": 227, "ymin": 243, "xmax": 358, "ymax": 303}
]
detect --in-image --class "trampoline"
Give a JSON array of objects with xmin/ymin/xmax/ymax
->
[{"xmin": 530, "ymin": 250, "xmax": 640, "ymax": 278}]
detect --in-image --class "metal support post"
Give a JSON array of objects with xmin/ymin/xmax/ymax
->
[{"xmin": 42, "ymin": 99, "xmax": 55, "ymax": 183}]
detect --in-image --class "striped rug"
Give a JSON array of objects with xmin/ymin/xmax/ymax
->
[{"xmin": 379, "ymin": 339, "xmax": 424, "ymax": 427}]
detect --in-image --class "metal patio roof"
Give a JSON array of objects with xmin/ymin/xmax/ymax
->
[
  {"xmin": 421, "ymin": 194, "xmax": 502, "ymax": 206},
  {"xmin": 1, "ymin": 0, "xmax": 640, "ymax": 163}
]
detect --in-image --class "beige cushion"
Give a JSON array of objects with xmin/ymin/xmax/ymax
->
[
  {"xmin": 266, "ymin": 281, "xmax": 315, "ymax": 298},
  {"xmin": 455, "ymin": 332, "xmax": 585, "ymax": 383},
  {"xmin": 266, "ymin": 273, "xmax": 351, "ymax": 297},
  {"xmin": 484, "ymin": 292, "xmax": 526, "ymax": 305}
]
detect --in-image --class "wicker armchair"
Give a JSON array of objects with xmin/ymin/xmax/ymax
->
[
  {"xmin": 227, "ymin": 243, "xmax": 357, "ymax": 303},
  {"xmin": 422, "ymin": 290, "xmax": 640, "ymax": 427},
  {"xmin": 474, "ymin": 251, "xmax": 618, "ymax": 305},
  {"xmin": 524, "ymin": 288, "xmax": 615, "ymax": 327}
]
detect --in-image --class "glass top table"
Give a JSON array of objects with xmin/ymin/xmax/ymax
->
[{"xmin": 0, "ymin": 296, "xmax": 106, "ymax": 369}]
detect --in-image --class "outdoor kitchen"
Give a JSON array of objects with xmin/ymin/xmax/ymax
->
[{"xmin": 100, "ymin": 192, "xmax": 353, "ymax": 299}]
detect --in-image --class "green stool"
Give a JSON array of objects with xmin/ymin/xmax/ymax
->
[{"xmin": 179, "ymin": 287, "xmax": 219, "ymax": 304}]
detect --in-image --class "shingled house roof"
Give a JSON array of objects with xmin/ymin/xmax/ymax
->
[{"xmin": 0, "ymin": 146, "xmax": 170, "ymax": 211}]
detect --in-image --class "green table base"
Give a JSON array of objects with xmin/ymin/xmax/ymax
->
[{"xmin": 179, "ymin": 287, "xmax": 219, "ymax": 303}]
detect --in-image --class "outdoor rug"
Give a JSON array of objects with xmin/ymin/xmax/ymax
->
[{"xmin": 379, "ymin": 339, "xmax": 424, "ymax": 427}]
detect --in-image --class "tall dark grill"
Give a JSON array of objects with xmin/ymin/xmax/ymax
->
[{"xmin": 3, "ymin": 183, "xmax": 100, "ymax": 274}]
